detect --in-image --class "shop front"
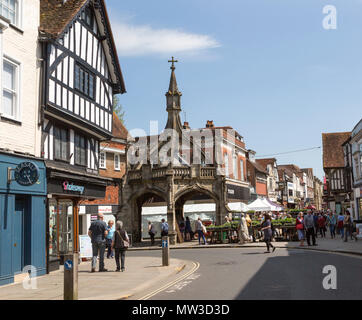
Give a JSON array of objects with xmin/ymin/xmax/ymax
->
[
  {"xmin": 46, "ymin": 169, "xmax": 110, "ymax": 272},
  {"xmin": 0, "ymin": 152, "xmax": 47, "ymax": 286}
]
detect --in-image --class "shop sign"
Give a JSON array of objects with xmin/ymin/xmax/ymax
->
[
  {"xmin": 98, "ymin": 206, "xmax": 113, "ymax": 214},
  {"xmin": 63, "ymin": 181, "xmax": 85, "ymax": 194}
]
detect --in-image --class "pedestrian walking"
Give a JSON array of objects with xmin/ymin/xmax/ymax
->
[
  {"xmin": 326, "ymin": 211, "xmax": 337, "ymax": 238},
  {"xmin": 261, "ymin": 213, "xmax": 276, "ymax": 253},
  {"xmin": 337, "ymin": 213, "xmax": 345, "ymax": 239},
  {"xmin": 88, "ymin": 213, "xmax": 108, "ymax": 272},
  {"xmin": 161, "ymin": 219, "xmax": 169, "ymax": 237},
  {"xmin": 185, "ymin": 216, "xmax": 192, "ymax": 241},
  {"xmin": 344, "ymin": 211, "xmax": 358, "ymax": 242},
  {"xmin": 313, "ymin": 212, "xmax": 319, "ymax": 238},
  {"xmin": 112, "ymin": 221, "xmax": 129, "ymax": 272},
  {"xmin": 317, "ymin": 213, "xmax": 326, "ymax": 238},
  {"xmin": 196, "ymin": 217, "xmax": 206, "ymax": 245},
  {"xmin": 106, "ymin": 220, "xmax": 115, "ymax": 259},
  {"xmin": 304, "ymin": 210, "xmax": 317, "ymax": 246},
  {"xmin": 148, "ymin": 221, "xmax": 156, "ymax": 245},
  {"xmin": 296, "ymin": 212, "xmax": 305, "ymax": 247}
]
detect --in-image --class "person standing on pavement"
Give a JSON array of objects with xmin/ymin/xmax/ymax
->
[
  {"xmin": 161, "ymin": 219, "xmax": 169, "ymax": 237},
  {"xmin": 296, "ymin": 212, "xmax": 305, "ymax": 247},
  {"xmin": 344, "ymin": 211, "xmax": 358, "ymax": 242},
  {"xmin": 317, "ymin": 213, "xmax": 326, "ymax": 238},
  {"xmin": 327, "ymin": 211, "xmax": 337, "ymax": 239},
  {"xmin": 304, "ymin": 210, "xmax": 317, "ymax": 246},
  {"xmin": 112, "ymin": 221, "xmax": 129, "ymax": 272},
  {"xmin": 148, "ymin": 221, "xmax": 156, "ymax": 245},
  {"xmin": 261, "ymin": 213, "xmax": 275, "ymax": 253},
  {"xmin": 337, "ymin": 213, "xmax": 345, "ymax": 239},
  {"xmin": 313, "ymin": 212, "xmax": 319, "ymax": 238},
  {"xmin": 106, "ymin": 220, "xmax": 115, "ymax": 259},
  {"xmin": 196, "ymin": 217, "xmax": 207, "ymax": 245},
  {"xmin": 88, "ymin": 213, "xmax": 108, "ymax": 272},
  {"xmin": 185, "ymin": 216, "xmax": 192, "ymax": 241}
]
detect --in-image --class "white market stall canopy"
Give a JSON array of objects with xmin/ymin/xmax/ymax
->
[
  {"xmin": 227, "ymin": 202, "xmax": 250, "ymax": 212},
  {"xmin": 142, "ymin": 203, "xmax": 216, "ymax": 216},
  {"xmin": 248, "ymin": 198, "xmax": 271, "ymax": 211}
]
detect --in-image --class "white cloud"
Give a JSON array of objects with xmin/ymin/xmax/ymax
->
[{"xmin": 112, "ymin": 23, "xmax": 221, "ymax": 57}]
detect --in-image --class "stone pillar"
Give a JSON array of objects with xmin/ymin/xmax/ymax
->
[{"xmin": 166, "ymin": 167, "xmax": 177, "ymax": 244}]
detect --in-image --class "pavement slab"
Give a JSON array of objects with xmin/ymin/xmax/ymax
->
[{"xmin": 0, "ymin": 256, "xmax": 194, "ymax": 300}]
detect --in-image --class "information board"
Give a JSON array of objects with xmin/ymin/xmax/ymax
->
[{"xmin": 79, "ymin": 235, "xmax": 93, "ymax": 258}]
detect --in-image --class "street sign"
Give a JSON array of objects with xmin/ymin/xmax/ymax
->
[
  {"xmin": 162, "ymin": 239, "xmax": 168, "ymax": 248},
  {"xmin": 64, "ymin": 260, "xmax": 73, "ymax": 270}
]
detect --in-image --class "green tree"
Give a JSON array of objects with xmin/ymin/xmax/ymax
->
[{"xmin": 113, "ymin": 94, "xmax": 125, "ymax": 124}]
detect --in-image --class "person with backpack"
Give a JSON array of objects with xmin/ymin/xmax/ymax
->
[
  {"xmin": 161, "ymin": 219, "xmax": 169, "ymax": 237},
  {"xmin": 112, "ymin": 221, "xmax": 129, "ymax": 272}
]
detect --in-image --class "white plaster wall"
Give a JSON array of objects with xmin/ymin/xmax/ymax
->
[{"xmin": 0, "ymin": 0, "xmax": 41, "ymax": 157}]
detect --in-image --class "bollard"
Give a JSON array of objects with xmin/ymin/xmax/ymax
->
[
  {"xmin": 162, "ymin": 236, "xmax": 170, "ymax": 266},
  {"xmin": 63, "ymin": 253, "xmax": 78, "ymax": 300}
]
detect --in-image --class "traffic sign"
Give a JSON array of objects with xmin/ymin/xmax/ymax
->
[
  {"xmin": 162, "ymin": 239, "xmax": 168, "ymax": 248},
  {"xmin": 64, "ymin": 260, "xmax": 73, "ymax": 270}
]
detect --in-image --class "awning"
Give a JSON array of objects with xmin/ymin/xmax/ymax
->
[
  {"xmin": 264, "ymin": 198, "xmax": 284, "ymax": 211},
  {"xmin": 227, "ymin": 202, "xmax": 250, "ymax": 212},
  {"xmin": 248, "ymin": 198, "xmax": 271, "ymax": 211}
]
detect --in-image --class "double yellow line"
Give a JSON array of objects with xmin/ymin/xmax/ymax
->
[{"xmin": 138, "ymin": 262, "xmax": 200, "ymax": 300}]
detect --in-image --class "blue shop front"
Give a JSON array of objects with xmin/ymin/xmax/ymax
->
[{"xmin": 0, "ymin": 152, "xmax": 47, "ymax": 286}]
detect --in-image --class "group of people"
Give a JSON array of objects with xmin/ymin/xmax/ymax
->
[
  {"xmin": 88, "ymin": 213, "xmax": 129, "ymax": 272},
  {"xmin": 295, "ymin": 210, "xmax": 358, "ymax": 247}
]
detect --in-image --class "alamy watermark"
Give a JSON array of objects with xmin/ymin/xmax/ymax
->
[
  {"xmin": 323, "ymin": 5, "xmax": 337, "ymax": 30},
  {"xmin": 22, "ymin": 265, "xmax": 38, "ymax": 290},
  {"xmin": 322, "ymin": 265, "xmax": 337, "ymax": 290}
]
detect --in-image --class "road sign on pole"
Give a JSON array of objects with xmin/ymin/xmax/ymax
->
[
  {"xmin": 162, "ymin": 236, "xmax": 170, "ymax": 266},
  {"xmin": 64, "ymin": 253, "xmax": 78, "ymax": 300}
]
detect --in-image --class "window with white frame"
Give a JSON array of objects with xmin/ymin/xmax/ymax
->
[
  {"xmin": 114, "ymin": 154, "xmax": 120, "ymax": 171},
  {"xmin": 0, "ymin": 0, "xmax": 20, "ymax": 26},
  {"xmin": 99, "ymin": 152, "xmax": 106, "ymax": 169},
  {"xmin": 240, "ymin": 159, "xmax": 244, "ymax": 181},
  {"xmin": 224, "ymin": 153, "xmax": 229, "ymax": 177},
  {"xmin": 2, "ymin": 57, "xmax": 20, "ymax": 120},
  {"xmin": 233, "ymin": 155, "xmax": 237, "ymax": 179}
]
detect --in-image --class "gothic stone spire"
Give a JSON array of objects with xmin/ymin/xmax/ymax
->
[{"xmin": 165, "ymin": 57, "xmax": 183, "ymax": 132}]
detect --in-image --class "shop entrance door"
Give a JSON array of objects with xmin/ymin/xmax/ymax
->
[
  {"xmin": 58, "ymin": 201, "xmax": 73, "ymax": 256},
  {"xmin": 13, "ymin": 198, "xmax": 25, "ymax": 274}
]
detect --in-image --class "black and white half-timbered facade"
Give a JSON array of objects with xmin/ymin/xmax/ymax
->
[{"xmin": 39, "ymin": 0, "xmax": 125, "ymax": 271}]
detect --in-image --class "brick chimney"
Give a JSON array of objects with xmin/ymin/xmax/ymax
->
[
  {"xmin": 183, "ymin": 121, "xmax": 190, "ymax": 129},
  {"xmin": 206, "ymin": 120, "xmax": 214, "ymax": 128}
]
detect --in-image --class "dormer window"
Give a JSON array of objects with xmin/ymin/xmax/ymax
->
[{"xmin": 81, "ymin": 7, "xmax": 94, "ymax": 29}]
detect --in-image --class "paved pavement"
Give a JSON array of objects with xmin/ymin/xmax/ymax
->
[
  {"xmin": 130, "ymin": 247, "xmax": 362, "ymax": 300},
  {"xmin": 0, "ymin": 255, "xmax": 194, "ymax": 300},
  {"xmin": 130, "ymin": 235, "xmax": 362, "ymax": 256}
]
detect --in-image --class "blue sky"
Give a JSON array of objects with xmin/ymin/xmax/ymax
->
[{"xmin": 107, "ymin": 0, "xmax": 362, "ymax": 179}]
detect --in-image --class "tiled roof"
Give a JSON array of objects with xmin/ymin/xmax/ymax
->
[
  {"xmin": 40, "ymin": 0, "xmax": 89, "ymax": 38},
  {"xmin": 322, "ymin": 132, "xmax": 351, "ymax": 168},
  {"xmin": 112, "ymin": 112, "xmax": 128, "ymax": 140},
  {"xmin": 249, "ymin": 160, "xmax": 267, "ymax": 174},
  {"xmin": 255, "ymin": 158, "xmax": 276, "ymax": 171}
]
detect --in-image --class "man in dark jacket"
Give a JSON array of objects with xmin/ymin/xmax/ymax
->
[{"xmin": 88, "ymin": 213, "xmax": 108, "ymax": 272}]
